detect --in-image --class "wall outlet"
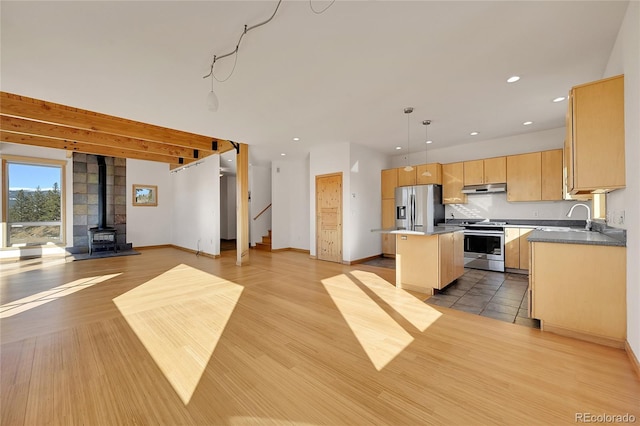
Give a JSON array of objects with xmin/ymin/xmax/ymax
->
[
  {"xmin": 616, "ymin": 210, "xmax": 625, "ymax": 225},
  {"xmin": 533, "ymin": 210, "xmax": 539, "ymax": 217}
]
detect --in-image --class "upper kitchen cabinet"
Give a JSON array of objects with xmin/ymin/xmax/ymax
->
[
  {"xmin": 463, "ymin": 157, "xmax": 506, "ymax": 186},
  {"xmin": 565, "ymin": 75, "xmax": 625, "ymax": 195},
  {"xmin": 397, "ymin": 167, "xmax": 417, "ymax": 187},
  {"xmin": 507, "ymin": 152, "xmax": 541, "ymax": 201},
  {"xmin": 507, "ymin": 150, "xmax": 563, "ymax": 202},
  {"xmin": 416, "ymin": 163, "xmax": 443, "ymax": 185},
  {"xmin": 541, "ymin": 150, "xmax": 563, "ymax": 201},
  {"xmin": 381, "ymin": 168, "xmax": 398, "ymax": 199},
  {"xmin": 443, "ymin": 162, "xmax": 467, "ymax": 204}
]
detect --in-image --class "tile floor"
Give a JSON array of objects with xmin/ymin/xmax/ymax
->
[
  {"xmin": 426, "ymin": 269, "xmax": 540, "ymax": 328},
  {"xmin": 360, "ymin": 256, "xmax": 540, "ymax": 328}
]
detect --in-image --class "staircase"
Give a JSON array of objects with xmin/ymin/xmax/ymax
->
[{"xmin": 255, "ymin": 230, "xmax": 272, "ymax": 252}]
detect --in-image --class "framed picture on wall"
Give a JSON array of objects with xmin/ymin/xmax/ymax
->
[{"xmin": 132, "ymin": 184, "xmax": 158, "ymax": 206}]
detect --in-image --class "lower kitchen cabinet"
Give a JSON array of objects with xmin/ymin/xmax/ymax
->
[
  {"xmin": 504, "ymin": 227, "xmax": 534, "ymax": 271},
  {"xmin": 381, "ymin": 198, "xmax": 396, "ymax": 256},
  {"xmin": 396, "ymin": 231, "xmax": 464, "ymax": 294},
  {"xmin": 529, "ymin": 241, "xmax": 626, "ymax": 348}
]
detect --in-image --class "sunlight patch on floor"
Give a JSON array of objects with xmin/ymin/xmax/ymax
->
[
  {"xmin": 0, "ymin": 273, "xmax": 121, "ymax": 318},
  {"xmin": 113, "ymin": 264, "xmax": 243, "ymax": 405},
  {"xmin": 349, "ymin": 270, "xmax": 442, "ymax": 332},
  {"xmin": 321, "ymin": 273, "xmax": 413, "ymax": 371}
]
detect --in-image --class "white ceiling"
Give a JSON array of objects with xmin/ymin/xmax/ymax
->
[{"xmin": 0, "ymin": 1, "xmax": 628, "ymax": 167}]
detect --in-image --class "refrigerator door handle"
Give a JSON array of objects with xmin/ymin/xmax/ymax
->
[{"xmin": 410, "ymin": 194, "xmax": 415, "ymax": 230}]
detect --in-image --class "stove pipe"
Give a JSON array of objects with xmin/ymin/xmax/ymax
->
[{"xmin": 97, "ymin": 155, "xmax": 107, "ymax": 230}]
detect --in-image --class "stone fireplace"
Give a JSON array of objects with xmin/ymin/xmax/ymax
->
[{"xmin": 71, "ymin": 153, "xmax": 130, "ymax": 254}]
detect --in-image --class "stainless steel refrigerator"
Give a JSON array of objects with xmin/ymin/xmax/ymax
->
[{"xmin": 395, "ymin": 184, "xmax": 444, "ymax": 232}]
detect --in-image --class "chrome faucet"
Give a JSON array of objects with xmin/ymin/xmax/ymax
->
[{"xmin": 567, "ymin": 203, "xmax": 592, "ymax": 230}]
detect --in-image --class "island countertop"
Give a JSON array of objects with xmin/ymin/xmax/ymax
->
[{"xmin": 371, "ymin": 226, "xmax": 464, "ymax": 236}]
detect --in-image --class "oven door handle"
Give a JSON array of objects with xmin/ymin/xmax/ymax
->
[{"xmin": 464, "ymin": 230, "xmax": 504, "ymax": 236}]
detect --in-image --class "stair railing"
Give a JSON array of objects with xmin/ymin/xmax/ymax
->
[{"xmin": 253, "ymin": 203, "xmax": 272, "ymax": 221}]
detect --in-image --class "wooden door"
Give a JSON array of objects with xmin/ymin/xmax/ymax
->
[
  {"xmin": 316, "ymin": 173, "xmax": 343, "ymax": 263},
  {"xmin": 416, "ymin": 163, "xmax": 442, "ymax": 185},
  {"xmin": 438, "ymin": 233, "xmax": 454, "ymax": 289},
  {"xmin": 381, "ymin": 168, "xmax": 398, "ymax": 199},
  {"xmin": 381, "ymin": 198, "xmax": 396, "ymax": 255},
  {"xmin": 397, "ymin": 167, "xmax": 417, "ymax": 186},
  {"xmin": 519, "ymin": 229, "xmax": 533, "ymax": 271}
]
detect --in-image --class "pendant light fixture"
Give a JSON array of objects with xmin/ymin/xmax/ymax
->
[
  {"xmin": 422, "ymin": 120, "xmax": 432, "ymax": 177},
  {"xmin": 403, "ymin": 107, "xmax": 414, "ymax": 172},
  {"xmin": 207, "ymin": 71, "xmax": 219, "ymax": 112}
]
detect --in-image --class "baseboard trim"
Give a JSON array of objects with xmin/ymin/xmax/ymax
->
[
  {"xmin": 270, "ymin": 247, "xmax": 310, "ymax": 254},
  {"xmin": 344, "ymin": 254, "xmax": 383, "ymax": 265},
  {"xmin": 542, "ymin": 323, "xmax": 625, "ymax": 349},
  {"xmin": 168, "ymin": 244, "xmax": 220, "ymax": 259},
  {"xmin": 133, "ymin": 244, "xmax": 172, "ymax": 250},
  {"xmin": 625, "ymin": 341, "xmax": 640, "ymax": 380}
]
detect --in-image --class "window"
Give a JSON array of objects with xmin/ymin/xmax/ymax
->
[{"xmin": 2, "ymin": 157, "xmax": 66, "ymax": 247}]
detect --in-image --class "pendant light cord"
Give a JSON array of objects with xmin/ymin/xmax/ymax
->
[
  {"xmin": 203, "ymin": 0, "xmax": 283, "ymax": 81},
  {"xmin": 203, "ymin": 0, "xmax": 336, "ymax": 82}
]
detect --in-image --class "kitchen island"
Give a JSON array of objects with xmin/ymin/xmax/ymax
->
[{"xmin": 392, "ymin": 226, "xmax": 465, "ymax": 295}]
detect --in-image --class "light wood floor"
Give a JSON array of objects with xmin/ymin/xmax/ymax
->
[{"xmin": 1, "ymin": 248, "xmax": 638, "ymax": 425}]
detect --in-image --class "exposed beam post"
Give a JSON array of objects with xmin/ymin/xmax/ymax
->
[{"xmin": 236, "ymin": 143, "xmax": 250, "ymax": 266}]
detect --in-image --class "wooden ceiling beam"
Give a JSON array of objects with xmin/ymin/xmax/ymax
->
[
  {"xmin": 0, "ymin": 115, "xmax": 202, "ymax": 159},
  {"xmin": 1, "ymin": 132, "xmax": 205, "ymax": 165},
  {"xmin": 0, "ymin": 91, "xmax": 237, "ymax": 154}
]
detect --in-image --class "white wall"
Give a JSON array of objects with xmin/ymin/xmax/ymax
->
[
  {"xmin": 601, "ymin": 1, "xmax": 640, "ymax": 361},
  {"xmin": 171, "ymin": 155, "xmax": 220, "ymax": 255},
  {"xmin": 126, "ymin": 159, "xmax": 172, "ymax": 247},
  {"xmin": 390, "ymin": 127, "xmax": 565, "ymax": 167},
  {"xmin": 272, "ymin": 157, "xmax": 310, "ymax": 251},
  {"xmin": 309, "ymin": 142, "xmax": 351, "ymax": 259},
  {"xmin": 250, "ymin": 165, "xmax": 272, "ymax": 247},
  {"xmin": 0, "ymin": 143, "xmax": 73, "ymax": 258},
  {"xmin": 348, "ymin": 143, "xmax": 387, "ymax": 261},
  {"xmin": 219, "ymin": 175, "xmax": 236, "ymax": 240}
]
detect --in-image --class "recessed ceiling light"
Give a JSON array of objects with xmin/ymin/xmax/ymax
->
[
  {"xmin": 293, "ymin": 137, "xmax": 300, "ymax": 141},
  {"xmin": 227, "ymin": 159, "xmax": 232, "ymax": 162},
  {"xmin": 552, "ymin": 96, "xmax": 566, "ymax": 103},
  {"xmin": 523, "ymin": 121, "xmax": 533, "ymax": 126},
  {"xmin": 507, "ymin": 76, "xmax": 520, "ymax": 83},
  {"xmin": 395, "ymin": 146, "xmax": 402, "ymax": 150},
  {"xmin": 426, "ymin": 140, "xmax": 433, "ymax": 144},
  {"xmin": 280, "ymin": 153, "xmax": 286, "ymax": 156},
  {"xmin": 470, "ymin": 131, "xmax": 479, "ymax": 136}
]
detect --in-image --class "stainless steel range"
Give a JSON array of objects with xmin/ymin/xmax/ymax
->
[{"xmin": 462, "ymin": 221, "xmax": 506, "ymax": 272}]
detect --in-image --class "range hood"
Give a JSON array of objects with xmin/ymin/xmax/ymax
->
[{"xmin": 461, "ymin": 183, "xmax": 507, "ymax": 194}]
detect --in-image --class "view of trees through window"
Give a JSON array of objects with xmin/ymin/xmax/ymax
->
[{"xmin": 6, "ymin": 162, "xmax": 63, "ymax": 246}]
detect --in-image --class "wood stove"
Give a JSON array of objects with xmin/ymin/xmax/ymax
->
[{"xmin": 88, "ymin": 155, "xmax": 117, "ymax": 255}]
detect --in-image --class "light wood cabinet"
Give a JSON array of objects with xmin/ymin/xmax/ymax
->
[
  {"xmin": 396, "ymin": 231, "xmax": 464, "ymax": 294},
  {"xmin": 416, "ymin": 163, "xmax": 442, "ymax": 185},
  {"xmin": 507, "ymin": 150, "xmax": 563, "ymax": 202},
  {"xmin": 381, "ymin": 168, "xmax": 398, "ymax": 199},
  {"xmin": 541, "ymin": 150, "xmax": 563, "ymax": 201},
  {"xmin": 504, "ymin": 228, "xmax": 533, "ymax": 270},
  {"xmin": 530, "ymin": 241, "xmax": 626, "ymax": 348},
  {"xmin": 463, "ymin": 160, "xmax": 484, "ymax": 185},
  {"xmin": 381, "ymin": 199, "xmax": 396, "ymax": 255},
  {"xmin": 566, "ymin": 75, "xmax": 625, "ymax": 195},
  {"xmin": 443, "ymin": 162, "xmax": 467, "ymax": 204},
  {"xmin": 397, "ymin": 167, "xmax": 417, "ymax": 186},
  {"xmin": 464, "ymin": 157, "xmax": 506, "ymax": 186},
  {"xmin": 507, "ymin": 152, "xmax": 541, "ymax": 201}
]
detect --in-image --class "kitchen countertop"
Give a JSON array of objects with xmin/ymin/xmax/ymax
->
[
  {"xmin": 528, "ymin": 229, "xmax": 626, "ymax": 247},
  {"xmin": 372, "ymin": 226, "xmax": 464, "ymax": 236}
]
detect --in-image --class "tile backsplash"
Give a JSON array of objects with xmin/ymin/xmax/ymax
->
[{"xmin": 445, "ymin": 193, "xmax": 589, "ymax": 221}]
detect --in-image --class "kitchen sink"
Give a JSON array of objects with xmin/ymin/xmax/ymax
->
[{"xmin": 536, "ymin": 227, "xmax": 593, "ymax": 233}]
